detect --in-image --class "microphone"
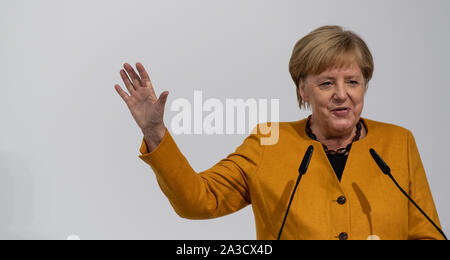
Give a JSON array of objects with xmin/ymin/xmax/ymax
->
[
  {"xmin": 277, "ymin": 145, "xmax": 314, "ymax": 240},
  {"xmin": 369, "ymin": 148, "xmax": 448, "ymax": 240}
]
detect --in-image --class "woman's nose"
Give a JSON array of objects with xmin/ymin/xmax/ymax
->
[{"xmin": 333, "ymin": 83, "xmax": 348, "ymax": 102}]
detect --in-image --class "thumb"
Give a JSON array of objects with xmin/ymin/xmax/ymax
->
[{"xmin": 156, "ymin": 91, "xmax": 169, "ymax": 110}]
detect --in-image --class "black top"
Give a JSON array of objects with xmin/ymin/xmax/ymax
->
[{"xmin": 326, "ymin": 153, "xmax": 349, "ymax": 182}]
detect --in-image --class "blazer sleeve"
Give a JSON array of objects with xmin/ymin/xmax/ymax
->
[
  {"xmin": 137, "ymin": 126, "xmax": 264, "ymax": 220},
  {"xmin": 406, "ymin": 130, "xmax": 444, "ymax": 240}
]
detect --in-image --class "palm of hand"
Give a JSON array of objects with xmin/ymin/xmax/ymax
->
[{"xmin": 114, "ymin": 62, "xmax": 169, "ymax": 133}]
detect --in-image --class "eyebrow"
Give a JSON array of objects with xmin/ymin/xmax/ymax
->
[{"xmin": 317, "ymin": 75, "xmax": 363, "ymax": 81}]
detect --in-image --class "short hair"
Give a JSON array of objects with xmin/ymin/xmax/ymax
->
[{"xmin": 288, "ymin": 25, "xmax": 374, "ymax": 109}]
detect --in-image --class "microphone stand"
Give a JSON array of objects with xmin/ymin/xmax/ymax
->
[
  {"xmin": 277, "ymin": 145, "xmax": 313, "ymax": 240},
  {"xmin": 386, "ymin": 171, "xmax": 447, "ymax": 240},
  {"xmin": 370, "ymin": 148, "xmax": 447, "ymax": 240}
]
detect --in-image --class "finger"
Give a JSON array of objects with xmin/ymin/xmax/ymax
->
[
  {"xmin": 136, "ymin": 62, "xmax": 152, "ymax": 87},
  {"xmin": 136, "ymin": 62, "xmax": 157, "ymax": 99},
  {"xmin": 123, "ymin": 63, "xmax": 143, "ymax": 88},
  {"xmin": 114, "ymin": 84, "xmax": 130, "ymax": 102},
  {"xmin": 120, "ymin": 69, "xmax": 136, "ymax": 94},
  {"xmin": 156, "ymin": 91, "xmax": 169, "ymax": 111}
]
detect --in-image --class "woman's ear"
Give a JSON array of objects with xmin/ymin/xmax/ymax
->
[
  {"xmin": 364, "ymin": 80, "xmax": 369, "ymax": 95},
  {"xmin": 298, "ymin": 77, "xmax": 309, "ymax": 103}
]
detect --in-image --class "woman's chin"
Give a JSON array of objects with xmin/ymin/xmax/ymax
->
[{"xmin": 329, "ymin": 118, "xmax": 355, "ymax": 132}]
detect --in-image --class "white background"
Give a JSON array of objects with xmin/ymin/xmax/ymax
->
[{"xmin": 0, "ymin": 0, "xmax": 449, "ymax": 239}]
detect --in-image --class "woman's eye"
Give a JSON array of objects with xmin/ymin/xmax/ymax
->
[{"xmin": 319, "ymin": 81, "xmax": 359, "ymax": 87}]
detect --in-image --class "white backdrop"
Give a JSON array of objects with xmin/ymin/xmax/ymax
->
[{"xmin": 0, "ymin": 0, "xmax": 449, "ymax": 239}]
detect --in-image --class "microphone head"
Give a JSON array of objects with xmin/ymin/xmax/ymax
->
[
  {"xmin": 369, "ymin": 148, "xmax": 391, "ymax": 175},
  {"xmin": 299, "ymin": 145, "xmax": 314, "ymax": 175}
]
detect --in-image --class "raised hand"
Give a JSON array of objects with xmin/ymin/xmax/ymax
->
[{"xmin": 114, "ymin": 62, "xmax": 169, "ymax": 151}]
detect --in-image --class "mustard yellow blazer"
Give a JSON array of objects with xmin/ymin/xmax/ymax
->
[{"xmin": 138, "ymin": 117, "xmax": 443, "ymax": 240}]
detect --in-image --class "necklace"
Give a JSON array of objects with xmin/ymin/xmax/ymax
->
[{"xmin": 305, "ymin": 115, "xmax": 363, "ymax": 156}]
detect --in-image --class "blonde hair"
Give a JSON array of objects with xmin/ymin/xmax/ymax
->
[{"xmin": 289, "ymin": 25, "xmax": 374, "ymax": 109}]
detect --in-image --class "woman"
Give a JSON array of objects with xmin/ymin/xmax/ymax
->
[{"xmin": 114, "ymin": 25, "xmax": 443, "ymax": 240}]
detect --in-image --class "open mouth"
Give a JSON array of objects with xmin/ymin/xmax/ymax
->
[
  {"xmin": 332, "ymin": 108, "xmax": 349, "ymax": 112},
  {"xmin": 331, "ymin": 107, "xmax": 351, "ymax": 115}
]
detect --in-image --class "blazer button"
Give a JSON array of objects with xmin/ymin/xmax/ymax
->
[
  {"xmin": 337, "ymin": 196, "xmax": 346, "ymax": 205},
  {"xmin": 339, "ymin": 232, "xmax": 348, "ymax": 240}
]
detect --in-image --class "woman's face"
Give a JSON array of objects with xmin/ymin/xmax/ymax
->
[{"xmin": 298, "ymin": 61, "xmax": 367, "ymax": 137}]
